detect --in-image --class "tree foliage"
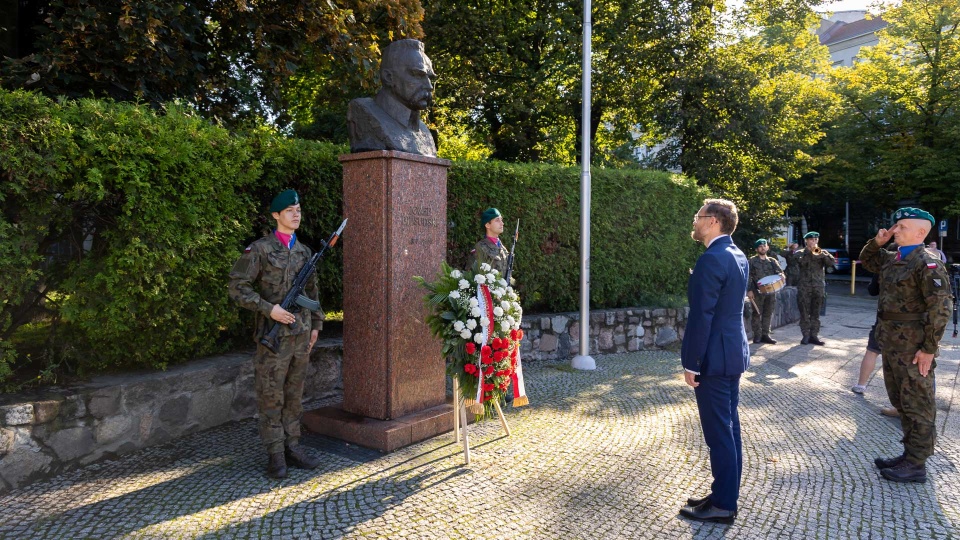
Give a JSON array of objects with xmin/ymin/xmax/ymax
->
[
  {"xmin": 1, "ymin": 0, "xmax": 424, "ymax": 125},
  {"xmin": 817, "ymin": 0, "xmax": 960, "ymax": 216}
]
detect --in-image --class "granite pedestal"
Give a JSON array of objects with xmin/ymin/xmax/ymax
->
[{"xmin": 303, "ymin": 150, "xmax": 454, "ymax": 452}]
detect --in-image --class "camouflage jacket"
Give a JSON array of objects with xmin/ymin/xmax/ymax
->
[
  {"xmin": 784, "ymin": 248, "xmax": 836, "ymax": 289},
  {"xmin": 467, "ymin": 237, "xmax": 509, "ymax": 276},
  {"xmin": 228, "ymin": 234, "xmax": 324, "ymax": 341},
  {"xmin": 748, "ymin": 256, "xmax": 784, "ymax": 293},
  {"xmin": 859, "ymin": 239, "xmax": 952, "ymax": 356}
]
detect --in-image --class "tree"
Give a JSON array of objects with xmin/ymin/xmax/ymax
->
[
  {"xmin": 818, "ymin": 0, "xmax": 960, "ymax": 217},
  {"xmin": 1, "ymin": 0, "xmax": 424, "ymax": 125},
  {"xmin": 646, "ymin": 1, "xmax": 841, "ymax": 243}
]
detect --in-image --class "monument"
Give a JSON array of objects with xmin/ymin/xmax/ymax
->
[{"xmin": 302, "ymin": 40, "xmax": 456, "ymax": 452}]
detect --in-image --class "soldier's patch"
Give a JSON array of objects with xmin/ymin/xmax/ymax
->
[
  {"xmin": 927, "ymin": 263, "xmax": 937, "ymax": 269},
  {"xmin": 244, "ymin": 245, "xmax": 253, "ymax": 253},
  {"xmin": 933, "ymin": 278, "xmax": 942, "ymax": 287}
]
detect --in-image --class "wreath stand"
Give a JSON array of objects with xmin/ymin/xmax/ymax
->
[{"xmin": 451, "ymin": 378, "xmax": 511, "ymax": 465}]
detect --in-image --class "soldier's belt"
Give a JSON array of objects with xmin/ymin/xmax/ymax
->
[{"xmin": 877, "ymin": 311, "xmax": 924, "ymax": 321}]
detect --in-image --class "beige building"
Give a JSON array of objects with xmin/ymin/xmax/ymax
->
[{"xmin": 817, "ymin": 10, "xmax": 889, "ymax": 67}]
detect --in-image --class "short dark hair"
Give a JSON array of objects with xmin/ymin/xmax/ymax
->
[{"xmin": 704, "ymin": 198, "xmax": 739, "ymax": 235}]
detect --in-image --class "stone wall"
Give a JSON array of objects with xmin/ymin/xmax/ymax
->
[
  {"xmin": 0, "ymin": 341, "xmax": 342, "ymax": 494},
  {"xmin": 0, "ymin": 288, "xmax": 798, "ymax": 494},
  {"xmin": 519, "ymin": 286, "xmax": 799, "ymax": 359}
]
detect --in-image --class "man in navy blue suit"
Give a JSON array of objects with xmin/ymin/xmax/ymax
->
[{"xmin": 679, "ymin": 198, "xmax": 750, "ymax": 524}]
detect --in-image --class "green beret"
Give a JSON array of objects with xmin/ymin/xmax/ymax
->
[
  {"xmin": 754, "ymin": 238, "xmax": 768, "ymax": 248},
  {"xmin": 892, "ymin": 207, "xmax": 935, "ymax": 228},
  {"xmin": 803, "ymin": 231, "xmax": 819, "ymax": 239},
  {"xmin": 481, "ymin": 208, "xmax": 502, "ymax": 225},
  {"xmin": 270, "ymin": 189, "xmax": 300, "ymax": 213}
]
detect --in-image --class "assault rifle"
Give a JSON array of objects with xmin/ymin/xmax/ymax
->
[
  {"xmin": 260, "ymin": 218, "xmax": 347, "ymax": 353},
  {"xmin": 950, "ymin": 264, "xmax": 959, "ymax": 338},
  {"xmin": 504, "ymin": 219, "xmax": 520, "ymax": 283}
]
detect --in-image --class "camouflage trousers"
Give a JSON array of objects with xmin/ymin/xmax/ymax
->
[
  {"xmin": 751, "ymin": 293, "xmax": 776, "ymax": 339},
  {"xmin": 797, "ymin": 285, "xmax": 824, "ymax": 337},
  {"xmin": 881, "ymin": 349, "xmax": 937, "ymax": 465},
  {"xmin": 253, "ymin": 331, "xmax": 311, "ymax": 454}
]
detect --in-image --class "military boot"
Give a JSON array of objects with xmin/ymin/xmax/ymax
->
[
  {"xmin": 760, "ymin": 335, "xmax": 777, "ymax": 344},
  {"xmin": 881, "ymin": 460, "xmax": 926, "ymax": 483},
  {"xmin": 266, "ymin": 452, "xmax": 287, "ymax": 479},
  {"xmin": 285, "ymin": 444, "xmax": 321, "ymax": 469},
  {"xmin": 809, "ymin": 335, "xmax": 825, "ymax": 346},
  {"xmin": 800, "ymin": 335, "xmax": 810, "ymax": 345},
  {"xmin": 874, "ymin": 453, "xmax": 905, "ymax": 469}
]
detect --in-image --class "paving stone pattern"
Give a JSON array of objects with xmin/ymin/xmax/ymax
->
[{"xmin": 0, "ymin": 287, "xmax": 957, "ymax": 539}]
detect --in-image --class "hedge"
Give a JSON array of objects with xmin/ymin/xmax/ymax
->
[{"xmin": 0, "ymin": 89, "xmax": 709, "ymax": 385}]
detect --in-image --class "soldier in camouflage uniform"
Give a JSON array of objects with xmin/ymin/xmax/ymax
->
[
  {"xmin": 747, "ymin": 239, "xmax": 785, "ymax": 345},
  {"xmin": 784, "ymin": 243, "xmax": 801, "ymax": 286},
  {"xmin": 859, "ymin": 207, "xmax": 952, "ymax": 483},
  {"xmin": 784, "ymin": 232, "xmax": 835, "ymax": 345},
  {"xmin": 467, "ymin": 207, "xmax": 509, "ymax": 276},
  {"xmin": 228, "ymin": 189, "xmax": 324, "ymax": 479}
]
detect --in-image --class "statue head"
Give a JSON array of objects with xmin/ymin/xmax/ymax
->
[{"xmin": 380, "ymin": 39, "xmax": 436, "ymax": 111}]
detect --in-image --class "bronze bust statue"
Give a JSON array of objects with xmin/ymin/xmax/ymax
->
[{"xmin": 347, "ymin": 39, "xmax": 438, "ymax": 157}]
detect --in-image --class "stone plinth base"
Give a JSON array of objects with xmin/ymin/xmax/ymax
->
[{"xmin": 302, "ymin": 400, "xmax": 461, "ymax": 453}]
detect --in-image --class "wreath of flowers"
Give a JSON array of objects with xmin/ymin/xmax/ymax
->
[{"xmin": 415, "ymin": 261, "xmax": 527, "ymax": 417}]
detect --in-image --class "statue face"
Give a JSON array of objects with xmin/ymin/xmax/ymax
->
[{"xmin": 383, "ymin": 48, "xmax": 436, "ymax": 111}]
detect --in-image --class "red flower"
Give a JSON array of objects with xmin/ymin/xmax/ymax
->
[
  {"xmin": 465, "ymin": 343, "xmax": 476, "ymax": 355},
  {"xmin": 510, "ymin": 329, "xmax": 519, "ymax": 341},
  {"xmin": 464, "ymin": 364, "xmax": 476, "ymax": 375},
  {"xmin": 483, "ymin": 383, "xmax": 495, "ymax": 391},
  {"xmin": 494, "ymin": 350, "xmax": 507, "ymax": 362},
  {"xmin": 516, "ymin": 329, "xmax": 524, "ymax": 340},
  {"xmin": 484, "ymin": 366, "xmax": 494, "ymax": 376},
  {"xmin": 481, "ymin": 356, "xmax": 493, "ymax": 365},
  {"xmin": 481, "ymin": 345, "xmax": 492, "ymax": 358}
]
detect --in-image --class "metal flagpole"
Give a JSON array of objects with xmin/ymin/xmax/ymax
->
[{"xmin": 572, "ymin": 0, "xmax": 596, "ymax": 371}]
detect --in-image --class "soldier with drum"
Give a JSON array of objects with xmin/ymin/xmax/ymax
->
[{"xmin": 748, "ymin": 238, "xmax": 786, "ymax": 344}]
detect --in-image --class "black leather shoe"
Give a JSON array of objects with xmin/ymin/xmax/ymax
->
[
  {"xmin": 686, "ymin": 495, "xmax": 710, "ymax": 507},
  {"xmin": 753, "ymin": 337, "xmax": 761, "ymax": 344},
  {"xmin": 875, "ymin": 453, "xmax": 905, "ymax": 469},
  {"xmin": 760, "ymin": 335, "xmax": 777, "ymax": 344},
  {"xmin": 801, "ymin": 335, "xmax": 810, "ymax": 345},
  {"xmin": 679, "ymin": 502, "xmax": 737, "ymax": 524},
  {"xmin": 809, "ymin": 336, "xmax": 825, "ymax": 346},
  {"xmin": 266, "ymin": 452, "xmax": 287, "ymax": 479},
  {"xmin": 881, "ymin": 460, "xmax": 926, "ymax": 483},
  {"xmin": 285, "ymin": 444, "xmax": 321, "ymax": 469}
]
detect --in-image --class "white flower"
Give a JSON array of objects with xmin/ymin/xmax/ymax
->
[
  {"xmin": 493, "ymin": 306, "xmax": 504, "ymax": 317},
  {"xmin": 480, "ymin": 317, "xmax": 490, "ymax": 327},
  {"xmin": 498, "ymin": 279, "xmax": 507, "ymax": 287},
  {"xmin": 470, "ymin": 307, "xmax": 482, "ymax": 318},
  {"xmin": 450, "ymin": 269, "xmax": 462, "ymax": 279},
  {"xmin": 474, "ymin": 274, "xmax": 487, "ymax": 284},
  {"xmin": 513, "ymin": 321, "xmax": 522, "ymax": 330},
  {"xmin": 458, "ymin": 279, "xmax": 470, "ymax": 290},
  {"xmin": 486, "ymin": 273, "xmax": 496, "ymax": 283},
  {"xmin": 473, "ymin": 333, "xmax": 484, "ymax": 343},
  {"xmin": 495, "ymin": 288, "xmax": 506, "ymax": 297},
  {"xmin": 501, "ymin": 300, "xmax": 511, "ymax": 310},
  {"xmin": 466, "ymin": 319, "xmax": 478, "ymax": 330},
  {"xmin": 501, "ymin": 321, "xmax": 511, "ymax": 332},
  {"xmin": 453, "ymin": 321, "xmax": 465, "ymax": 332},
  {"xmin": 460, "ymin": 329, "xmax": 472, "ymax": 339},
  {"xmin": 469, "ymin": 297, "xmax": 479, "ymax": 307},
  {"xmin": 480, "ymin": 263, "xmax": 492, "ymax": 272},
  {"xmin": 507, "ymin": 315, "xmax": 515, "ymax": 325},
  {"xmin": 449, "ymin": 290, "xmax": 461, "ymax": 300}
]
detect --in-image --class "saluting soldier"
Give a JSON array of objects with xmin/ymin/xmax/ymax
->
[
  {"xmin": 467, "ymin": 207, "xmax": 509, "ymax": 275},
  {"xmin": 785, "ymin": 231, "xmax": 836, "ymax": 345},
  {"xmin": 859, "ymin": 207, "xmax": 952, "ymax": 483},
  {"xmin": 784, "ymin": 242, "xmax": 801, "ymax": 286},
  {"xmin": 747, "ymin": 239, "xmax": 786, "ymax": 345},
  {"xmin": 228, "ymin": 189, "xmax": 324, "ymax": 479}
]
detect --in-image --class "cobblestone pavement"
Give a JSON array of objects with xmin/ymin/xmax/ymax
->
[{"xmin": 1, "ymin": 287, "xmax": 958, "ymax": 539}]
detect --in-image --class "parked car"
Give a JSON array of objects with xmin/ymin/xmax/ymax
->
[{"xmin": 824, "ymin": 248, "xmax": 851, "ymax": 273}]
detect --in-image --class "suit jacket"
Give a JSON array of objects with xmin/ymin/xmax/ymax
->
[{"xmin": 681, "ymin": 235, "xmax": 751, "ymax": 376}]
